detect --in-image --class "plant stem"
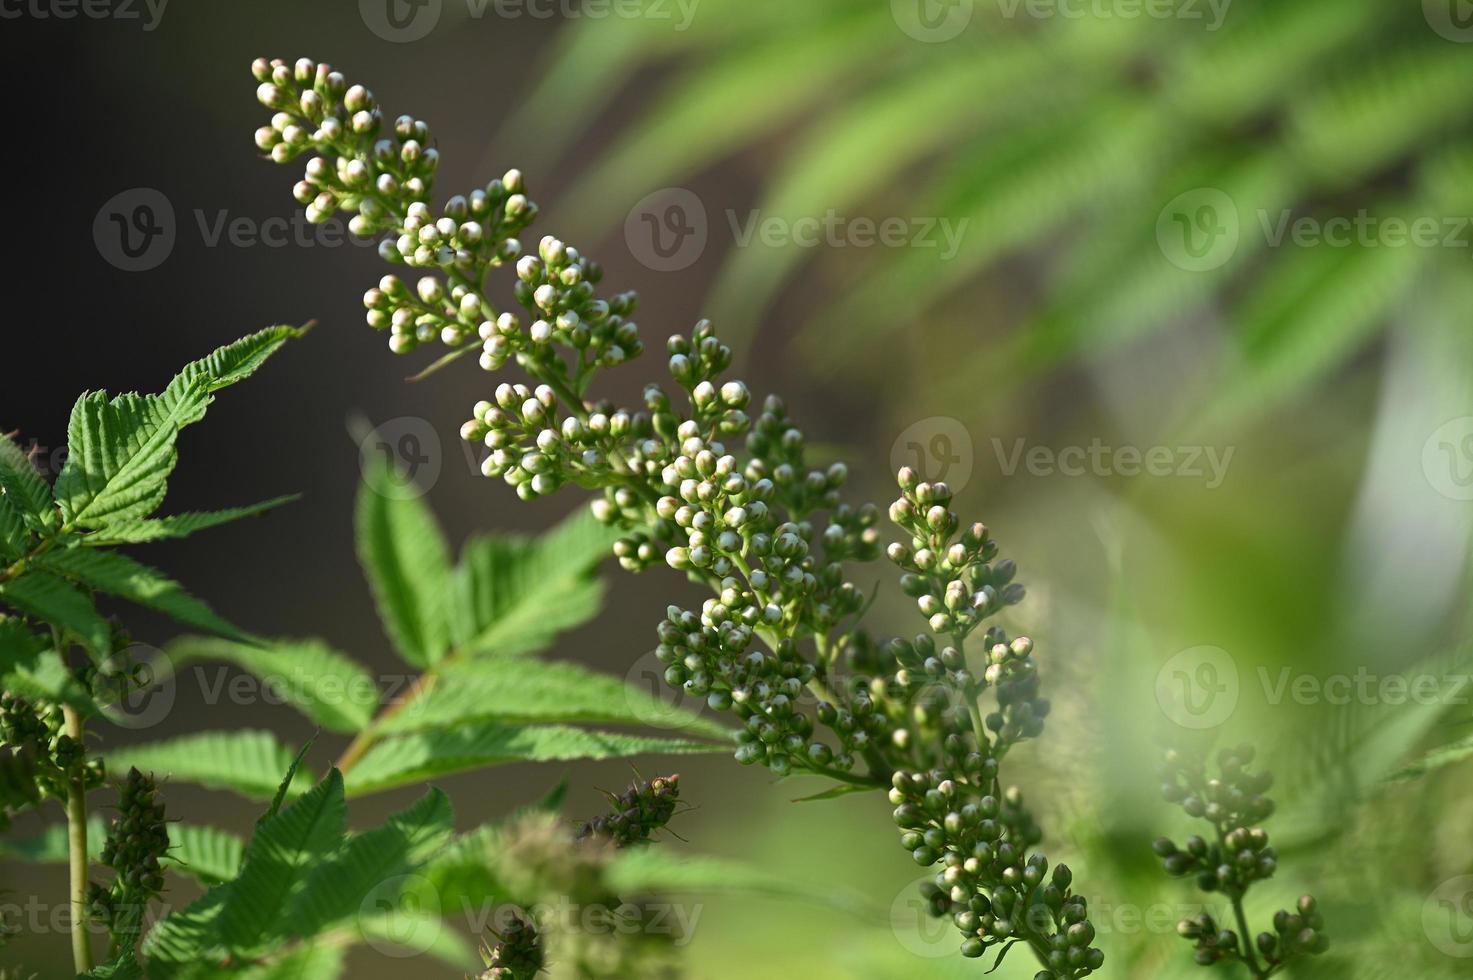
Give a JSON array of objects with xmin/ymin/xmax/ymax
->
[
  {"xmin": 1229, "ymin": 891, "xmax": 1264, "ymax": 978},
  {"xmin": 335, "ymin": 672, "xmax": 437, "ymax": 774},
  {"xmin": 62, "ymin": 703, "xmax": 93, "ymax": 973}
]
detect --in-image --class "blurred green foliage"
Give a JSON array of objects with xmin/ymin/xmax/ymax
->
[{"xmin": 504, "ymin": 0, "xmax": 1473, "ymax": 423}]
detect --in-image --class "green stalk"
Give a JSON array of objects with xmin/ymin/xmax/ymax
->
[{"xmin": 62, "ymin": 703, "xmax": 93, "ymax": 973}]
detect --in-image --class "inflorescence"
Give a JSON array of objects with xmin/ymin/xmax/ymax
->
[
  {"xmin": 251, "ymin": 55, "xmax": 1099, "ymax": 973},
  {"xmin": 1155, "ymin": 745, "xmax": 1329, "ymax": 978},
  {"xmin": 575, "ymin": 774, "xmax": 682, "ymax": 848},
  {"xmin": 88, "ymin": 768, "xmax": 169, "ymax": 953}
]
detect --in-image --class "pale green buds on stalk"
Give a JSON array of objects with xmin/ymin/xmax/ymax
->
[
  {"xmin": 1156, "ymin": 745, "xmax": 1329, "ymax": 976},
  {"xmin": 250, "ymin": 57, "xmax": 1100, "ymax": 977}
]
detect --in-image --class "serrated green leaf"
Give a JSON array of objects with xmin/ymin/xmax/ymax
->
[
  {"xmin": 167, "ymin": 636, "xmax": 378, "ymax": 733},
  {"xmin": 451, "ymin": 508, "xmax": 619, "ymax": 657},
  {"xmin": 0, "ymin": 569, "xmax": 110, "ymax": 653},
  {"xmin": 346, "ymin": 724, "xmax": 725, "ymax": 797},
  {"xmin": 55, "ymin": 327, "xmax": 302, "ymax": 530},
  {"xmin": 166, "ymin": 823, "xmax": 246, "ymax": 885},
  {"xmin": 412, "ymin": 822, "xmax": 506, "ymax": 913},
  {"xmin": 80, "ymin": 952, "xmax": 144, "ymax": 979},
  {"xmin": 238, "ymin": 943, "xmax": 346, "ymax": 980},
  {"xmin": 0, "ymin": 491, "xmax": 29, "ymax": 560},
  {"xmin": 356, "ymin": 457, "xmax": 452, "ymax": 668},
  {"xmin": 160, "ymin": 325, "xmax": 308, "ymax": 413},
  {"xmin": 140, "ymin": 886, "xmax": 231, "ymax": 974},
  {"xmin": 288, "ymin": 788, "xmax": 453, "ymax": 938},
  {"xmin": 53, "ymin": 389, "xmax": 195, "ymax": 530},
  {"xmin": 218, "ymin": 770, "xmax": 348, "ymax": 955},
  {"xmin": 264, "ymin": 737, "xmax": 318, "ymax": 823},
  {"xmin": 352, "ymin": 909, "xmax": 476, "ymax": 970},
  {"xmin": 0, "ymin": 431, "xmax": 57, "ymax": 531},
  {"xmin": 105, "ymin": 730, "xmax": 310, "ymax": 801},
  {"xmin": 143, "ymin": 772, "xmax": 345, "ymax": 974},
  {"xmin": 2, "ymin": 647, "xmax": 101, "ymax": 716},
  {"xmin": 375, "ymin": 654, "xmax": 730, "ymax": 740},
  {"xmin": 0, "ymin": 616, "xmax": 47, "ymax": 675},
  {"xmin": 36, "ymin": 547, "xmax": 246, "ymax": 641},
  {"xmin": 83, "ymin": 495, "xmax": 300, "ymax": 545}
]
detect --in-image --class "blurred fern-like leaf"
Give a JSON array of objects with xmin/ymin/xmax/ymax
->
[{"xmin": 506, "ymin": 0, "xmax": 1473, "ymax": 417}]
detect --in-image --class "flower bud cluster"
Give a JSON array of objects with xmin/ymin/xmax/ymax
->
[
  {"xmin": 1156, "ymin": 745, "xmax": 1277, "ymax": 894},
  {"xmin": 253, "ymin": 57, "xmax": 1097, "ymax": 977},
  {"xmin": 874, "ymin": 466, "xmax": 1091, "ymax": 966},
  {"xmin": 0, "ymin": 693, "xmax": 102, "ymax": 810},
  {"xmin": 1156, "ymin": 746, "xmax": 1328, "ymax": 975},
  {"xmin": 89, "ymin": 768, "xmax": 168, "ymax": 945},
  {"xmin": 476, "ymin": 912, "xmax": 544, "ymax": 980},
  {"xmin": 575, "ymin": 774, "xmax": 681, "ymax": 848}
]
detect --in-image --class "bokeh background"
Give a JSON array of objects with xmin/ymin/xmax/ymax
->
[{"xmin": 4, "ymin": 0, "xmax": 1473, "ymax": 976}]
